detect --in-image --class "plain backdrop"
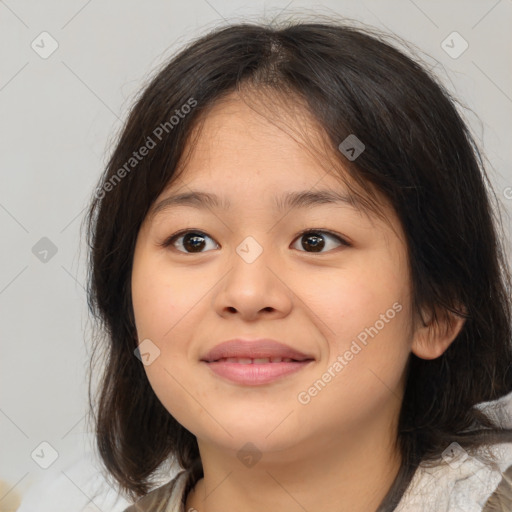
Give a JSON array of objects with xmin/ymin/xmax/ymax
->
[{"xmin": 1, "ymin": 0, "xmax": 511, "ymax": 509}]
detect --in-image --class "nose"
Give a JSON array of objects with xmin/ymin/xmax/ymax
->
[{"xmin": 211, "ymin": 239, "xmax": 293, "ymax": 321}]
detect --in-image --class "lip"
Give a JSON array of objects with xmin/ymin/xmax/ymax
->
[
  {"xmin": 200, "ymin": 338, "xmax": 315, "ymax": 386},
  {"xmin": 200, "ymin": 338, "xmax": 314, "ymax": 362}
]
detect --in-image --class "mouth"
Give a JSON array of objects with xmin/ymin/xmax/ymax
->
[
  {"xmin": 207, "ymin": 356, "xmax": 311, "ymax": 364},
  {"xmin": 200, "ymin": 338, "xmax": 315, "ymax": 385},
  {"xmin": 200, "ymin": 338, "xmax": 314, "ymax": 363}
]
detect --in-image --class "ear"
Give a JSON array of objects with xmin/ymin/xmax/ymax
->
[{"xmin": 411, "ymin": 305, "xmax": 466, "ymax": 360}]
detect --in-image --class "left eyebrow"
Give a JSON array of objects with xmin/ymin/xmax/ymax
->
[{"xmin": 149, "ymin": 188, "xmax": 362, "ymax": 221}]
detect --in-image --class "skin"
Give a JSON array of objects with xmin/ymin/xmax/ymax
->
[{"xmin": 131, "ymin": 91, "xmax": 465, "ymax": 512}]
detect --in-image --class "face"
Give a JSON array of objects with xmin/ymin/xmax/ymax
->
[{"xmin": 131, "ymin": 93, "xmax": 415, "ymax": 460}]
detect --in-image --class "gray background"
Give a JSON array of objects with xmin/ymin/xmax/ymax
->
[{"xmin": 1, "ymin": 0, "xmax": 511, "ymax": 508}]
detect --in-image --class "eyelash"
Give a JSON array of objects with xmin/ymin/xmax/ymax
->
[{"xmin": 159, "ymin": 228, "xmax": 352, "ymax": 254}]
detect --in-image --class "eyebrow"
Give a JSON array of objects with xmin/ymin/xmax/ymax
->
[{"xmin": 149, "ymin": 188, "xmax": 362, "ymax": 220}]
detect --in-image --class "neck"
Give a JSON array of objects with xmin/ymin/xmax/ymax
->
[{"xmin": 186, "ymin": 418, "xmax": 403, "ymax": 512}]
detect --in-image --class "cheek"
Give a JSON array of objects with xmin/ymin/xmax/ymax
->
[
  {"xmin": 305, "ymin": 252, "xmax": 412, "ymax": 388},
  {"xmin": 295, "ymin": 279, "xmax": 411, "ymax": 436},
  {"xmin": 308, "ymin": 259, "xmax": 409, "ymax": 345},
  {"xmin": 131, "ymin": 257, "xmax": 200, "ymax": 342},
  {"xmin": 131, "ymin": 259, "xmax": 206, "ymax": 432},
  {"xmin": 130, "ymin": 255, "xmax": 214, "ymax": 405}
]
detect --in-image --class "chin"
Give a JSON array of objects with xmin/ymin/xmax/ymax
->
[
  {"xmin": 191, "ymin": 412, "xmax": 303, "ymax": 452},
  {"xmin": 202, "ymin": 429, "xmax": 298, "ymax": 455}
]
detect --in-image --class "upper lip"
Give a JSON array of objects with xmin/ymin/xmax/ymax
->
[{"xmin": 200, "ymin": 338, "xmax": 315, "ymax": 362}]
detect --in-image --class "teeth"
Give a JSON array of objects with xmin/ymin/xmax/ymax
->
[{"xmin": 215, "ymin": 357, "xmax": 296, "ymax": 364}]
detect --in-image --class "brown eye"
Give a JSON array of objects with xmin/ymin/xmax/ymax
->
[
  {"xmin": 161, "ymin": 228, "xmax": 350, "ymax": 255},
  {"xmin": 291, "ymin": 230, "xmax": 350, "ymax": 253},
  {"xmin": 163, "ymin": 230, "xmax": 219, "ymax": 253}
]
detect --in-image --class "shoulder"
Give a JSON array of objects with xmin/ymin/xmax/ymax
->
[
  {"xmin": 395, "ymin": 441, "xmax": 512, "ymax": 512},
  {"xmin": 122, "ymin": 470, "xmax": 190, "ymax": 512}
]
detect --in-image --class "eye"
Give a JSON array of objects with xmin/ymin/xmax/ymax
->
[
  {"xmin": 291, "ymin": 230, "xmax": 351, "ymax": 253},
  {"xmin": 161, "ymin": 230, "xmax": 219, "ymax": 254},
  {"xmin": 160, "ymin": 228, "xmax": 351, "ymax": 254}
]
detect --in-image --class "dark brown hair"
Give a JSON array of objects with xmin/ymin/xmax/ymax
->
[{"xmin": 83, "ymin": 16, "xmax": 512, "ymax": 510}]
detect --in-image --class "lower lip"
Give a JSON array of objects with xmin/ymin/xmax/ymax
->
[{"xmin": 202, "ymin": 360, "xmax": 314, "ymax": 385}]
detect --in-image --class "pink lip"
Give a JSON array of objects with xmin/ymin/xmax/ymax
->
[
  {"xmin": 200, "ymin": 338, "xmax": 314, "ymax": 362},
  {"xmin": 204, "ymin": 360, "xmax": 313, "ymax": 385},
  {"xmin": 200, "ymin": 339, "xmax": 315, "ymax": 386}
]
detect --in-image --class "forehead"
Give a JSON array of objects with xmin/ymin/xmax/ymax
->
[
  {"xmin": 147, "ymin": 91, "xmax": 398, "ymax": 234},
  {"xmin": 170, "ymin": 93, "xmax": 351, "ymax": 192}
]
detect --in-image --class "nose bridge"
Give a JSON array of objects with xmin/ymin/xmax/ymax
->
[
  {"xmin": 213, "ymin": 232, "xmax": 292, "ymax": 318},
  {"xmin": 234, "ymin": 234, "xmax": 266, "ymax": 266},
  {"xmin": 226, "ymin": 233, "xmax": 275, "ymax": 295}
]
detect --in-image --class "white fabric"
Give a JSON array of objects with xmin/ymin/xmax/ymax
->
[{"xmin": 394, "ymin": 442, "xmax": 512, "ymax": 512}]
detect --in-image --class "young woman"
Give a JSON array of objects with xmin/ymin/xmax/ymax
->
[{"xmin": 84, "ymin": 18, "xmax": 512, "ymax": 512}]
